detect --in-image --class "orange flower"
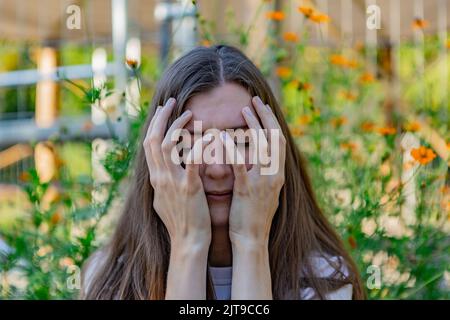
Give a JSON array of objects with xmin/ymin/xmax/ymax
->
[
  {"xmin": 340, "ymin": 141, "xmax": 357, "ymax": 152},
  {"xmin": 360, "ymin": 72, "xmax": 375, "ymax": 84},
  {"xmin": 310, "ymin": 13, "xmax": 330, "ymax": 24},
  {"xmin": 266, "ymin": 11, "xmax": 285, "ymax": 21},
  {"xmin": 447, "ymin": 40, "xmax": 450, "ymax": 49},
  {"xmin": 19, "ymin": 171, "xmax": 31, "ymax": 182},
  {"xmin": 348, "ymin": 236, "xmax": 357, "ymax": 249},
  {"xmin": 361, "ymin": 121, "xmax": 375, "ymax": 132},
  {"xmin": 290, "ymin": 79, "xmax": 312, "ymax": 91},
  {"xmin": 412, "ymin": 18, "xmax": 428, "ymax": 30},
  {"xmin": 125, "ymin": 58, "xmax": 138, "ymax": 69},
  {"xmin": 298, "ymin": 6, "xmax": 314, "ymax": 18},
  {"xmin": 283, "ymin": 32, "xmax": 299, "ymax": 43},
  {"xmin": 330, "ymin": 54, "xmax": 347, "ymax": 67},
  {"xmin": 51, "ymin": 211, "xmax": 62, "ymax": 225},
  {"xmin": 346, "ymin": 59, "xmax": 358, "ymax": 68},
  {"xmin": 296, "ymin": 115, "xmax": 312, "ymax": 125},
  {"xmin": 340, "ymin": 90, "xmax": 357, "ymax": 101},
  {"xmin": 276, "ymin": 66, "xmax": 292, "ymax": 78},
  {"xmin": 201, "ymin": 39, "xmax": 211, "ymax": 47},
  {"xmin": 289, "ymin": 125, "xmax": 304, "ymax": 137},
  {"xmin": 330, "ymin": 54, "xmax": 358, "ymax": 68},
  {"xmin": 330, "ymin": 116, "xmax": 347, "ymax": 128},
  {"xmin": 411, "ymin": 146, "xmax": 437, "ymax": 165},
  {"xmin": 377, "ymin": 126, "xmax": 397, "ymax": 135},
  {"xmin": 404, "ymin": 121, "xmax": 421, "ymax": 132}
]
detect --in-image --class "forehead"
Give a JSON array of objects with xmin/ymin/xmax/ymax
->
[{"xmin": 184, "ymin": 82, "xmax": 252, "ymax": 132}]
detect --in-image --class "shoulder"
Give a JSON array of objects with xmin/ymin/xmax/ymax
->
[{"xmin": 300, "ymin": 253, "xmax": 353, "ymax": 300}]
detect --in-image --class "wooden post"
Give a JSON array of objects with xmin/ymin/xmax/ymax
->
[{"xmin": 35, "ymin": 46, "xmax": 59, "ymax": 183}]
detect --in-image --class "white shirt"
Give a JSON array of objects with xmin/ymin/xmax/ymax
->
[{"xmin": 209, "ymin": 255, "xmax": 353, "ymax": 300}]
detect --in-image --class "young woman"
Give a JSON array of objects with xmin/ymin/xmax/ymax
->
[{"xmin": 81, "ymin": 44, "xmax": 365, "ymax": 300}]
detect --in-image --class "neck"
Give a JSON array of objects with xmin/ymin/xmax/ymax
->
[{"xmin": 208, "ymin": 226, "xmax": 232, "ymax": 267}]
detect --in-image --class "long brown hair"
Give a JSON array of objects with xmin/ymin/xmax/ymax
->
[{"xmin": 81, "ymin": 44, "xmax": 366, "ymax": 300}]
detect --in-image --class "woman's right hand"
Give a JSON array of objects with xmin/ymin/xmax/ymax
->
[{"xmin": 143, "ymin": 97, "xmax": 212, "ymax": 250}]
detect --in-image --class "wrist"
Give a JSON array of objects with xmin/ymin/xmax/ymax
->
[
  {"xmin": 170, "ymin": 236, "xmax": 210, "ymax": 259},
  {"xmin": 231, "ymin": 236, "xmax": 269, "ymax": 258}
]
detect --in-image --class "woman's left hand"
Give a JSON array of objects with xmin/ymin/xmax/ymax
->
[{"xmin": 220, "ymin": 96, "xmax": 286, "ymax": 248}]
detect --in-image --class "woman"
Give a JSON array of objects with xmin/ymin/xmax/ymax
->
[{"xmin": 81, "ymin": 44, "xmax": 365, "ymax": 300}]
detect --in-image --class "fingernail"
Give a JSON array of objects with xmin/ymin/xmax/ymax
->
[
  {"xmin": 254, "ymin": 96, "xmax": 262, "ymax": 103},
  {"xmin": 166, "ymin": 97, "xmax": 175, "ymax": 106},
  {"xmin": 265, "ymin": 104, "xmax": 271, "ymax": 111},
  {"xmin": 182, "ymin": 110, "xmax": 191, "ymax": 117},
  {"xmin": 243, "ymin": 106, "xmax": 252, "ymax": 115}
]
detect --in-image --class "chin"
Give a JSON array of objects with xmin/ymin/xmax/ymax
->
[{"xmin": 208, "ymin": 204, "xmax": 230, "ymax": 228}]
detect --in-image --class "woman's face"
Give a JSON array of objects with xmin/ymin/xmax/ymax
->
[{"xmin": 184, "ymin": 82, "xmax": 255, "ymax": 229}]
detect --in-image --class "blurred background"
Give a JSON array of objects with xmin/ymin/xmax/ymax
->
[{"xmin": 0, "ymin": 0, "xmax": 449, "ymax": 299}]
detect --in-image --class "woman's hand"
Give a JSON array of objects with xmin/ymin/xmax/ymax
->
[
  {"xmin": 143, "ymin": 97, "xmax": 212, "ymax": 248},
  {"xmin": 220, "ymin": 96, "xmax": 286, "ymax": 299},
  {"xmin": 143, "ymin": 97, "xmax": 212, "ymax": 299},
  {"xmin": 221, "ymin": 96, "xmax": 286, "ymax": 248}
]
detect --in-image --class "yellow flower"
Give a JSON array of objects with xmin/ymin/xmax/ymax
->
[
  {"xmin": 266, "ymin": 11, "xmax": 285, "ymax": 21},
  {"xmin": 283, "ymin": 32, "xmax": 299, "ymax": 43},
  {"xmin": 411, "ymin": 146, "xmax": 437, "ymax": 165},
  {"xmin": 276, "ymin": 66, "xmax": 292, "ymax": 78}
]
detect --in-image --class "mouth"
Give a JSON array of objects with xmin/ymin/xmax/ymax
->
[{"xmin": 205, "ymin": 190, "xmax": 233, "ymax": 201}]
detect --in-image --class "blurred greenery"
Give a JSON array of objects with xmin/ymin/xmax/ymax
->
[{"xmin": 0, "ymin": 2, "xmax": 449, "ymax": 300}]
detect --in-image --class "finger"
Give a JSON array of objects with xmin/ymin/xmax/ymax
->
[
  {"xmin": 219, "ymin": 131, "xmax": 248, "ymax": 186},
  {"xmin": 185, "ymin": 133, "xmax": 213, "ymax": 179},
  {"xmin": 252, "ymin": 96, "xmax": 282, "ymax": 131},
  {"xmin": 162, "ymin": 109, "xmax": 193, "ymax": 174},
  {"xmin": 251, "ymin": 97, "xmax": 286, "ymax": 171},
  {"xmin": 143, "ymin": 106, "xmax": 163, "ymax": 169},
  {"xmin": 251, "ymin": 96, "xmax": 281, "ymax": 148},
  {"xmin": 242, "ymin": 106, "xmax": 269, "ymax": 169},
  {"xmin": 147, "ymin": 105, "xmax": 162, "ymax": 136},
  {"xmin": 148, "ymin": 98, "xmax": 176, "ymax": 166}
]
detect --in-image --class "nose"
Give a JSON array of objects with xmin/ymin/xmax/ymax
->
[
  {"xmin": 204, "ymin": 133, "xmax": 232, "ymax": 180},
  {"xmin": 205, "ymin": 162, "xmax": 232, "ymax": 180}
]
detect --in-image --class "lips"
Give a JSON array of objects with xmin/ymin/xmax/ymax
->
[{"xmin": 206, "ymin": 190, "xmax": 232, "ymax": 201}]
